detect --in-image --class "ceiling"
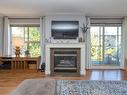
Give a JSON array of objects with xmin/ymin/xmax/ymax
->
[{"xmin": 0, "ymin": 0, "xmax": 127, "ymax": 17}]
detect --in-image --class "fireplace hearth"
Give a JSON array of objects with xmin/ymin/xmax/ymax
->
[{"xmin": 51, "ymin": 48, "xmax": 80, "ymax": 75}]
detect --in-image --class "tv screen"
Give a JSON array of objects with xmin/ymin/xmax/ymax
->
[{"xmin": 51, "ymin": 21, "xmax": 79, "ymax": 39}]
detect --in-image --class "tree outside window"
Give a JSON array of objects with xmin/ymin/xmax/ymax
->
[{"xmin": 11, "ymin": 26, "xmax": 40, "ymax": 57}]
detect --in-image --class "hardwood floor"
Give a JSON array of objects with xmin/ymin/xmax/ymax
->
[
  {"xmin": 0, "ymin": 70, "xmax": 44, "ymax": 95},
  {"xmin": 0, "ymin": 69, "xmax": 127, "ymax": 95}
]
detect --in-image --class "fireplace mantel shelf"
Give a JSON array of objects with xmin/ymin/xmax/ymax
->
[
  {"xmin": 45, "ymin": 43, "xmax": 86, "ymax": 76},
  {"xmin": 46, "ymin": 43, "xmax": 85, "ymax": 48}
]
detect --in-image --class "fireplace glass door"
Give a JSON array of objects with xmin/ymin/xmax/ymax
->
[{"xmin": 54, "ymin": 54, "xmax": 77, "ymax": 67}]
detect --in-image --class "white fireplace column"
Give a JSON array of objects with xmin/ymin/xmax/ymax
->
[{"xmin": 45, "ymin": 43, "xmax": 86, "ymax": 76}]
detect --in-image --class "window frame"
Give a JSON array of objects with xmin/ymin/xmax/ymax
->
[
  {"xmin": 11, "ymin": 25, "xmax": 40, "ymax": 57},
  {"xmin": 90, "ymin": 24, "xmax": 122, "ymax": 65}
]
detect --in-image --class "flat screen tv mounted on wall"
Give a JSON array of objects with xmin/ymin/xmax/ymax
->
[{"xmin": 51, "ymin": 21, "xmax": 79, "ymax": 39}]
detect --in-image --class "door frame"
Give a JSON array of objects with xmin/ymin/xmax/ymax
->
[{"xmin": 87, "ymin": 24, "xmax": 124, "ymax": 69}]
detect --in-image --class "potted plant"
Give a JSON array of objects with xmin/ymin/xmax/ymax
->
[{"xmin": 81, "ymin": 23, "xmax": 89, "ymax": 42}]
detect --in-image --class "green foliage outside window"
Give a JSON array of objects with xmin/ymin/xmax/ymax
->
[
  {"xmin": 12, "ymin": 26, "xmax": 41, "ymax": 57},
  {"xmin": 24, "ymin": 27, "xmax": 40, "ymax": 57}
]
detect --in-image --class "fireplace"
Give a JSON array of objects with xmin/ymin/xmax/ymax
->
[
  {"xmin": 51, "ymin": 48, "xmax": 80, "ymax": 75},
  {"xmin": 45, "ymin": 43, "xmax": 85, "ymax": 76}
]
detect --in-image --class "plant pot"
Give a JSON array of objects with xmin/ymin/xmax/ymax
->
[{"xmin": 83, "ymin": 33, "xmax": 86, "ymax": 42}]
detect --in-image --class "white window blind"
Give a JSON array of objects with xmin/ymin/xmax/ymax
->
[
  {"xmin": 90, "ymin": 18, "xmax": 123, "ymax": 26},
  {"xmin": 9, "ymin": 18, "xmax": 40, "ymax": 26}
]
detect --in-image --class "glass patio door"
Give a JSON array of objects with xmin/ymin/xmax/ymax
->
[{"xmin": 90, "ymin": 25, "xmax": 121, "ymax": 66}]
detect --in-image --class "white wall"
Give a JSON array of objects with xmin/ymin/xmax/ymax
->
[
  {"xmin": 44, "ymin": 15, "xmax": 86, "ymax": 43},
  {"xmin": 123, "ymin": 17, "xmax": 127, "ymax": 69},
  {"xmin": 0, "ymin": 17, "xmax": 3, "ymax": 56}
]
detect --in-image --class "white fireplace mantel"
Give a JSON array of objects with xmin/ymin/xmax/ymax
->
[{"xmin": 45, "ymin": 43, "xmax": 86, "ymax": 76}]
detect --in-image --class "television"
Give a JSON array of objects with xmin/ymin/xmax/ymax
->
[{"xmin": 51, "ymin": 21, "xmax": 79, "ymax": 39}]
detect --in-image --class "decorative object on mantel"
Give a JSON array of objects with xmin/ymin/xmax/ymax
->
[
  {"xmin": 78, "ymin": 37, "xmax": 83, "ymax": 42},
  {"xmin": 80, "ymin": 23, "xmax": 89, "ymax": 42},
  {"xmin": 45, "ymin": 37, "xmax": 52, "ymax": 43}
]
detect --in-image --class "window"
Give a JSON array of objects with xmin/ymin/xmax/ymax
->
[
  {"xmin": 11, "ymin": 26, "xmax": 40, "ymax": 57},
  {"xmin": 90, "ymin": 25, "xmax": 122, "ymax": 66},
  {"xmin": 89, "ymin": 18, "xmax": 123, "ymax": 66}
]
